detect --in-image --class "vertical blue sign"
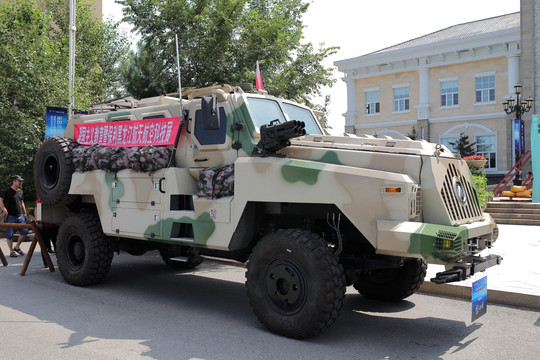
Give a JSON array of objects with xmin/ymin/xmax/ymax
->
[
  {"xmin": 520, "ymin": 119, "xmax": 525, "ymax": 155},
  {"xmin": 531, "ymin": 114, "xmax": 540, "ymax": 203},
  {"xmin": 46, "ymin": 107, "xmax": 67, "ymax": 138},
  {"xmin": 513, "ymin": 119, "xmax": 520, "ymax": 161},
  {"xmin": 471, "ymin": 277, "xmax": 487, "ymax": 322}
]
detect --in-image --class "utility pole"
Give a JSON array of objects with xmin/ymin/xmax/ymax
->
[{"xmin": 68, "ymin": 0, "xmax": 76, "ymax": 121}]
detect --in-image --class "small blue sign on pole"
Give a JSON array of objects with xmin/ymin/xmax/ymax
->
[
  {"xmin": 471, "ymin": 276, "xmax": 488, "ymax": 322},
  {"xmin": 46, "ymin": 107, "xmax": 67, "ymax": 138}
]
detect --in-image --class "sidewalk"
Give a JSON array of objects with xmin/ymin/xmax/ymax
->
[
  {"xmin": 420, "ymin": 224, "xmax": 540, "ymax": 309},
  {"xmin": 1, "ymin": 224, "xmax": 539, "ymax": 309}
]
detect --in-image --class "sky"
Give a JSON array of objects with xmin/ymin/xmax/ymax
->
[{"xmin": 102, "ymin": 0, "xmax": 521, "ymax": 134}]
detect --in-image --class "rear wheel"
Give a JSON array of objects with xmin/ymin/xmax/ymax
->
[
  {"xmin": 34, "ymin": 136, "xmax": 78, "ymax": 205},
  {"xmin": 246, "ymin": 229, "xmax": 345, "ymax": 339},
  {"xmin": 56, "ymin": 213, "xmax": 114, "ymax": 286},
  {"xmin": 353, "ymin": 258, "xmax": 427, "ymax": 301}
]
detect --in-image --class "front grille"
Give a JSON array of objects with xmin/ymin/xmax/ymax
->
[{"xmin": 440, "ymin": 163, "xmax": 483, "ymax": 223}]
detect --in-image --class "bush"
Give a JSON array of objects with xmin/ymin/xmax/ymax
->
[{"xmin": 470, "ymin": 169, "xmax": 492, "ymax": 210}]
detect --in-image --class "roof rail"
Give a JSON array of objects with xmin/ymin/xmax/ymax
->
[{"xmin": 182, "ymin": 84, "xmax": 234, "ymax": 99}]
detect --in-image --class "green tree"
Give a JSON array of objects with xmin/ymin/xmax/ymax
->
[
  {"xmin": 121, "ymin": 39, "xmax": 178, "ymax": 99},
  {"xmin": 407, "ymin": 126, "xmax": 418, "ymax": 140},
  {"xmin": 313, "ymin": 95, "xmax": 332, "ymax": 133},
  {"xmin": 0, "ymin": 0, "xmax": 128, "ymax": 195},
  {"xmin": 118, "ymin": 0, "xmax": 337, "ymax": 104},
  {"xmin": 448, "ymin": 133, "xmax": 476, "ymax": 157}
]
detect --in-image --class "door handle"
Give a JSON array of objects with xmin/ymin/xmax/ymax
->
[{"xmin": 158, "ymin": 177, "xmax": 166, "ymax": 194}]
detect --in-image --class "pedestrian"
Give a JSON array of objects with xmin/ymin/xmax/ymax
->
[{"xmin": 0, "ymin": 175, "xmax": 28, "ymax": 257}]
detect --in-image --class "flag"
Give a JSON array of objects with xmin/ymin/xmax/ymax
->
[{"xmin": 256, "ymin": 60, "xmax": 264, "ymax": 90}]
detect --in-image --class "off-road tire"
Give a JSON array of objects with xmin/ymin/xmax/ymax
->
[
  {"xmin": 246, "ymin": 229, "xmax": 346, "ymax": 339},
  {"xmin": 34, "ymin": 136, "xmax": 78, "ymax": 205},
  {"xmin": 56, "ymin": 213, "xmax": 114, "ymax": 286},
  {"xmin": 354, "ymin": 258, "xmax": 427, "ymax": 302},
  {"xmin": 160, "ymin": 246, "xmax": 203, "ymax": 269}
]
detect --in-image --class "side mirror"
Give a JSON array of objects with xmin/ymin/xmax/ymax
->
[{"xmin": 201, "ymin": 96, "xmax": 219, "ymax": 130}]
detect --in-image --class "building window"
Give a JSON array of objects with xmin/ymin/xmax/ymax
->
[
  {"xmin": 440, "ymin": 136, "xmax": 459, "ymax": 153},
  {"xmin": 475, "ymin": 75, "xmax": 495, "ymax": 103},
  {"xmin": 365, "ymin": 91, "xmax": 380, "ymax": 115},
  {"xmin": 393, "ymin": 87, "xmax": 409, "ymax": 112},
  {"xmin": 441, "ymin": 80, "xmax": 459, "ymax": 107},
  {"xmin": 441, "ymin": 134, "xmax": 497, "ymax": 170},
  {"xmin": 476, "ymin": 135, "xmax": 497, "ymax": 169}
]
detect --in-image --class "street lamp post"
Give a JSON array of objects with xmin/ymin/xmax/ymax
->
[{"xmin": 502, "ymin": 83, "xmax": 534, "ymax": 184}]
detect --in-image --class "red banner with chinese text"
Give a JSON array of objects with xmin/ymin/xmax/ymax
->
[{"xmin": 74, "ymin": 117, "xmax": 181, "ymax": 147}]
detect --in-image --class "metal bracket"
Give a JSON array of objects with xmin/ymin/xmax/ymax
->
[{"xmin": 431, "ymin": 254, "xmax": 503, "ymax": 284}]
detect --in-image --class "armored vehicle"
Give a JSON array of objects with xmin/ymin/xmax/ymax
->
[{"xmin": 34, "ymin": 84, "xmax": 501, "ymax": 338}]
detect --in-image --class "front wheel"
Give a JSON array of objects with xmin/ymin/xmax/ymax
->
[
  {"xmin": 246, "ymin": 229, "xmax": 346, "ymax": 339},
  {"xmin": 56, "ymin": 213, "xmax": 114, "ymax": 286},
  {"xmin": 353, "ymin": 258, "xmax": 427, "ymax": 301}
]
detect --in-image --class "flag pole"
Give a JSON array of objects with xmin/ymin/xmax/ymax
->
[{"xmin": 68, "ymin": 0, "xmax": 76, "ymax": 122}]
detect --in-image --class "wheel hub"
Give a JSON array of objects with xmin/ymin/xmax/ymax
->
[
  {"xmin": 264, "ymin": 259, "xmax": 306, "ymax": 315},
  {"xmin": 43, "ymin": 154, "xmax": 59, "ymax": 190},
  {"xmin": 67, "ymin": 235, "xmax": 85, "ymax": 269}
]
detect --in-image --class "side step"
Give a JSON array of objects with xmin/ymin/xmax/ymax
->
[
  {"xmin": 431, "ymin": 254, "xmax": 503, "ymax": 284},
  {"xmin": 169, "ymin": 256, "xmax": 189, "ymax": 262}
]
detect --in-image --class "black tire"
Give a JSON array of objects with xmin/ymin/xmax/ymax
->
[
  {"xmin": 246, "ymin": 229, "xmax": 346, "ymax": 339},
  {"xmin": 160, "ymin": 245, "xmax": 203, "ymax": 269},
  {"xmin": 353, "ymin": 258, "xmax": 427, "ymax": 302},
  {"xmin": 34, "ymin": 136, "xmax": 78, "ymax": 205},
  {"xmin": 56, "ymin": 213, "xmax": 114, "ymax": 286}
]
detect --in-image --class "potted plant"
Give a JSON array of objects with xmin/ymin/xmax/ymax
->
[{"xmin": 463, "ymin": 155, "xmax": 487, "ymax": 169}]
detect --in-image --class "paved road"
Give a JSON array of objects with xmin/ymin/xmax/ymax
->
[{"xmin": 0, "ymin": 250, "xmax": 538, "ymax": 360}]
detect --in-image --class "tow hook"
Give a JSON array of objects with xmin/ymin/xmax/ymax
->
[{"xmin": 431, "ymin": 254, "xmax": 503, "ymax": 284}]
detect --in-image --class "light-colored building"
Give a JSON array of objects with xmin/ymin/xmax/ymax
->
[{"xmin": 335, "ymin": 12, "xmax": 531, "ymax": 182}]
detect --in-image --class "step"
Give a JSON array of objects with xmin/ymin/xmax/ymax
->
[
  {"xmin": 490, "ymin": 212, "xmax": 540, "ymax": 220},
  {"xmin": 487, "ymin": 201, "xmax": 540, "ymax": 209},
  {"xmin": 484, "ymin": 206, "xmax": 540, "ymax": 214},
  {"xmin": 484, "ymin": 209, "xmax": 540, "ymax": 219},
  {"xmin": 490, "ymin": 218, "xmax": 540, "ymax": 226}
]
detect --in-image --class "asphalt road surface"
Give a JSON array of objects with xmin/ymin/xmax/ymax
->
[{"xmin": 0, "ymin": 250, "xmax": 538, "ymax": 360}]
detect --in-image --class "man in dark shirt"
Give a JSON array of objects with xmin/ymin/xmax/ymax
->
[{"xmin": 0, "ymin": 175, "xmax": 28, "ymax": 257}]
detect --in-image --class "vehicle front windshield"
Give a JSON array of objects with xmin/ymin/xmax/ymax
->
[
  {"xmin": 245, "ymin": 97, "xmax": 287, "ymax": 129},
  {"xmin": 282, "ymin": 103, "xmax": 323, "ymax": 135},
  {"xmin": 245, "ymin": 97, "xmax": 323, "ymax": 135}
]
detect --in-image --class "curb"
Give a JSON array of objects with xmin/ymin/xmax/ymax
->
[{"xmin": 419, "ymin": 281, "xmax": 540, "ymax": 310}]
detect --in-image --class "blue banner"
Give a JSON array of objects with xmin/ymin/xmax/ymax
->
[
  {"xmin": 471, "ymin": 277, "xmax": 487, "ymax": 322},
  {"xmin": 520, "ymin": 119, "xmax": 525, "ymax": 155},
  {"xmin": 46, "ymin": 107, "xmax": 67, "ymax": 138},
  {"xmin": 513, "ymin": 119, "xmax": 520, "ymax": 160}
]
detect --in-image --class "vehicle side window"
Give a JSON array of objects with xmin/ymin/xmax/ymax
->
[
  {"xmin": 194, "ymin": 107, "xmax": 227, "ymax": 145},
  {"xmin": 142, "ymin": 114, "xmax": 166, "ymax": 119}
]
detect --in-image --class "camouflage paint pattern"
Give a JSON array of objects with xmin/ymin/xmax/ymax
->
[{"xmin": 45, "ymin": 85, "xmax": 498, "ymax": 266}]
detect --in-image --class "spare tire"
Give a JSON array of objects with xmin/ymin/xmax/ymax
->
[{"xmin": 34, "ymin": 136, "xmax": 78, "ymax": 205}]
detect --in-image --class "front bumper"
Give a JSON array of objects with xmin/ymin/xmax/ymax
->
[{"xmin": 377, "ymin": 214, "xmax": 499, "ymax": 264}]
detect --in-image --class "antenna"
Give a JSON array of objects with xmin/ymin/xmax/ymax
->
[
  {"xmin": 168, "ymin": 34, "xmax": 184, "ymax": 168},
  {"xmin": 175, "ymin": 34, "xmax": 183, "ymax": 115}
]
